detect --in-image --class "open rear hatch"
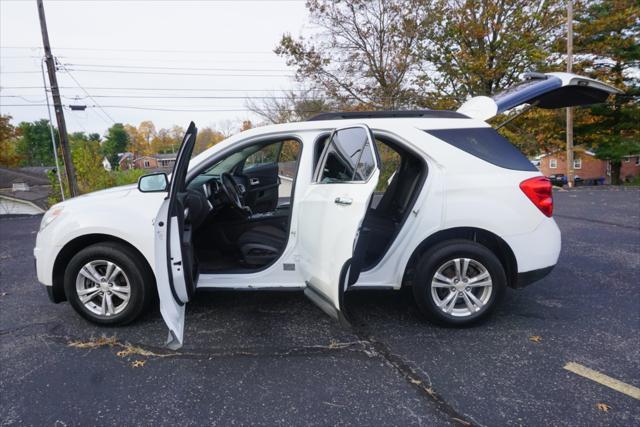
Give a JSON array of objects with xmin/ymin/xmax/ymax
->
[{"xmin": 457, "ymin": 72, "xmax": 623, "ymax": 121}]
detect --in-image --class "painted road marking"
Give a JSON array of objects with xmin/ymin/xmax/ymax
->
[{"xmin": 564, "ymin": 362, "xmax": 640, "ymax": 400}]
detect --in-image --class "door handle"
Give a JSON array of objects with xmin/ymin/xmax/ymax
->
[
  {"xmin": 249, "ymin": 178, "xmax": 260, "ymax": 186},
  {"xmin": 334, "ymin": 197, "xmax": 353, "ymax": 206}
]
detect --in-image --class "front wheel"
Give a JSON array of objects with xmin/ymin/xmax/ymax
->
[
  {"xmin": 64, "ymin": 242, "xmax": 154, "ymax": 325},
  {"xmin": 412, "ymin": 240, "xmax": 506, "ymax": 326}
]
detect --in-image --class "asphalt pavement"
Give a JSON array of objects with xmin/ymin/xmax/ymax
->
[{"xmin": 1, "ymin": 187, "xmax": 639, "ymax": 426}]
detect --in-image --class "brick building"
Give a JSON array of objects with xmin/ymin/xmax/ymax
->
[{"xmin": 537, "ymin": 148, "xmax": 640, "ymax": 184}]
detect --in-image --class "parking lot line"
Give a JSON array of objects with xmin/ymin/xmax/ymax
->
[{"xmin": 564, "ymin": 362, "xmax": 640, "ymax": 400}]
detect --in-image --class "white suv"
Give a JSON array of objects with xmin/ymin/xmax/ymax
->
[{"xmin": 34, "ymin": 72, "xmax": 621, "ymax": 348}]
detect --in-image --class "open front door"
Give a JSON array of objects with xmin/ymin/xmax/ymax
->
[
  {"xmin": 154, "ymin": 121, "xmax": 198, "ymax": 349},
  {"xmin": 297, "ymin": 125, "xmax": 380, "ymax": 324},
  {"xmin": 457, "ymin": 72, "xmax": 623, "ymax": 121}
]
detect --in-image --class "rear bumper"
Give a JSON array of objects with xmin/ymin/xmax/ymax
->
[
  {"xmin": 503, "ymin": 217, "xmax": 561, "ymax": 273},
  {"xmin": 514, "ymin": 265, "xmax": 555, "ymax": 289}
]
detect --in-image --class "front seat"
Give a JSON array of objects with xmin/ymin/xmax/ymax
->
[{"xmin": 237, "ymin": 225, "xmax": 288, "ymax": 266}]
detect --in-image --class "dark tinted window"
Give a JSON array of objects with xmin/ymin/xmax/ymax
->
[
  {"xmin": 426, "ymin": 128, "xmax": 537, "ymax": 171},
  {"xmin": 319, "ymin": 127, "xmax": 375, "ymax": 183},
  {"xmin": 355, "ymin": 144, "xmax": 375, "ymax": 180}
]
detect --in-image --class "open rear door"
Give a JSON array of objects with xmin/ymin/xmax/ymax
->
[
  {"xmin": 458, "ymin": 72, "xmax": 624, "ymax": 121},
  {"xmin": 296, "ymin": 125, "xmax": 380, "ymax": 324},
  {"xmin": 154, "ymin": 122, "xmax": 198, "ymax": 349}
]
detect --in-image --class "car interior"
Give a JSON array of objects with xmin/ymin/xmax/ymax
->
[
  {"xmin": 184, "ymin": 133, "xmax": 426, "ymax": 275},
  {"xmin": 322, "ymin": 135, "xmax": 428, "ymax": 272}
]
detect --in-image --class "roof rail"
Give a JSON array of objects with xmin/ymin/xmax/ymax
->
[{"xmin": 307, "ymin": 110, "xmax": 468, "ymax": 121}]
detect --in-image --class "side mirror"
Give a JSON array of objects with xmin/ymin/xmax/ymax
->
[{"xmin": 138, "ymin": 172, "xmax": 168, "ymax": 193}]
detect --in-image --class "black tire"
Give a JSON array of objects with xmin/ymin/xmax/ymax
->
[
  {"xmin": 64, "ymin": 242, "xmax": 154, "ymax": 326},
  {"xmin": 412, "ymin": 239, "xmax": 506, "ymax": 326}
]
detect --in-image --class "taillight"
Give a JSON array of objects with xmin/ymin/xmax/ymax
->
[{"xmin": 520, "ymin": 177, "xmax": 553, "ymax": 217}]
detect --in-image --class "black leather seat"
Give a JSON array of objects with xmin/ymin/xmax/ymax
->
[{"xmin": 237, "ymin": 225, "xmax": 288, "ymax": 266}]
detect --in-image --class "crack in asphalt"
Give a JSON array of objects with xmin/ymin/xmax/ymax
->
[
  {"xmin": 2, "ymin": 320, "xmax": 473, "ymax": 426},
  {"xmin": 349, "ymin": 321, "xmax": 473, "ymax": 427},
  {"xmin": 554, "ymin": 214, "xmax": 640, "ymax": 231}
]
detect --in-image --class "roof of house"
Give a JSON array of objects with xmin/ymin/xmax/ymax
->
[
  {"xmin": 155, "ymin": 153, "xmax": 177, "ymax": 160},
  {"xmin": 0, "ymin": 185, "xmax": 51, "ymax": 211},
  {"xmin": 0, "ymin": 167, "xmax": 51, "ymax": 189},
  {"xmin": 535, "ymin": 147, "xmax": 596, "ymax": 160}
]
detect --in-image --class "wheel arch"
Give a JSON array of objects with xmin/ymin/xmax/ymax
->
[
  {"xmin": 403, "ymin": 227, "xmax": 518, "ymax": 289},
  {"xmin": 51, "ymin": 234, "xmax": 155, "ymax": 303}
]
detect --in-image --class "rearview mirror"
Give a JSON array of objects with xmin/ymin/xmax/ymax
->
[{"xmin": 138, "ymin": 172, "xmax": 168, "ymax": 193}]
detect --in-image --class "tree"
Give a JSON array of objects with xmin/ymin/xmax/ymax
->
[
  {"xmin": 0, "ymin": 115, "xmax": 23, "ymax": 167},
  {"xmin": 277, "ymin": 0, "xmax": 565, "ymax": 110},
  {"xmin": 16, "ymin": 119, "xmax": 57, "ymax": 166},
  {"xmin": 276, "ymin": 0, "xmax": 430, "ymax": 109},
  {"xmin": 247, "ymin": 89, "xmax": 333, "ymax": 124},
  {"xmin": 194, "ymin": 127, "xmax": 225, "ymax": 155},
  {"xmin": 102, "ymin": 123, "xmax": 129, "ymax": 170},
  {"xmin": 571, "ymin": 0, "xmax": 640, "ymax": 184},
  {"xmin": 417, "ymin": 0, "xmax": 564, "ymax": 107},
  {"xmin": 126, "ymin": 122, "xmax": 158, "ymax": 158},
  {"xmin": 138, "ymin": 121, "xmax": 157, "ymax": 147},
  {"xmin": 70, "ymin": 134, "xmax": 114, "ymax": 193}
]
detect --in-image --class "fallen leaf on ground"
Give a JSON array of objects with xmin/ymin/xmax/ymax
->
[
  {"xmin": 529, "ymin": 335, "xmax": 542, "ymax": 343},
  {"xmin": 68, "ymin": 336, "xmax": 169, "ymax": 358},
  {"xmin": 131, "ymin": 360, "xmax": 146, "ymax": 368},
  {"xmin": 68, "ymin": 336, "xmax": 117, "ymax": 349},
  {"xmin": 596, "ymin": 402, "xmax": 611, "ymax": 412}
]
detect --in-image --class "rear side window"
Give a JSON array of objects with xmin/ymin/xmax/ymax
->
[{"xmin": 426, "ymin": 128, "xmax": 537, "ymax": 171}]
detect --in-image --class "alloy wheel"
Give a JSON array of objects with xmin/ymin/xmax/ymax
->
[
  {"xmin": 75, "ymin": 259, "xmax": 131, "ymax": 317},
  {"xmin": 430, "ymin": 258, "xmax": 493, "ymax": 317}
]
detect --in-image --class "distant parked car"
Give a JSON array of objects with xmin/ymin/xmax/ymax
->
[
  {"xmin": 34, "ymin": 72, "xmax": 622, "ymax": 348},
  {"xmin": 548, "ymin": 174, "xmax": 567, "ymax": 187}
]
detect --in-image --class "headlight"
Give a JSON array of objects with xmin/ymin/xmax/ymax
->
[{"xmin": 40, "ymin": 206, "xmax": 64, "ymax": 231}]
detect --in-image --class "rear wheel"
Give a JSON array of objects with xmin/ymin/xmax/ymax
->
[
  {"xmin": 64, "ymin": 242, "xmax": 154, "ymax": 325},
  {"xmin": 412, "ymin": 240, "xmax": 506, "ymax": 326}
]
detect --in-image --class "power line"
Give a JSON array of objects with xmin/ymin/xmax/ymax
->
[
  {"xmin": 59, "ymin": 94, "xmax": 305, "ymax": 100},
  {"xmin": 1, "ymin": 86, "xmax": 317, "ymax": 92},
  {"xmin": 0, "ymin": 45, "xmax": 279, "ymax": 55},
  {"xmin": 3, "ymin": 0, "xmax": 304, "ymax": 1},
  {"xmin": 57, "ymin": 61, "xmax": 116, "ymax": 124},
  {"xmin": 64, "ymin": 63, "xmax": 294, "ymax": 72},
  {"xmin": 62, "ymin": 68, "xmax": 295, "ymax": 77},
  {"xmin": 0, "ymin": 95, "xmax": 47, "ymax": 103},
  {"xmin": 0, "ymin": 103, "xmax": 317, "ymax": 113}
]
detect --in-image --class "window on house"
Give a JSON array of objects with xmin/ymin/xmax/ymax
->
[
  {"xmin": 143, "ymin": 160, "xmax": 150, "ymax": 168},
  {"xmin": 624, "ymin": 157, "xmax": 630, "ymax": 163},
  {"xmin": 549, "ymin": 158, "xmax": 557, "ymax": 169},
  {"xmin": 606, "ymin": 162, "xmax": 611, "ymax": 176},
  {"xmin": 573, "ymin": 157, "xmax": 582, "ymax": 169},
  {"xmin": 636, "ymin": 156, "xmax": 640, "ymax": 166}
]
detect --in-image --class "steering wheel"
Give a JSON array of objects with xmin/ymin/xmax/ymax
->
[{"xmin": 220, "ymin": 173, "xmax": 251, "ymax": 215}]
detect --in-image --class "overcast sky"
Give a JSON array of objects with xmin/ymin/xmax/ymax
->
[{"xmin": 0, "ymin": 0, "xmax": 309, "ymax": 135}]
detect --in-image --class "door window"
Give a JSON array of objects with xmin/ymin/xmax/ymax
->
[
  {"xmin": 243, "ymin": 142, "xmax": 281, "ymax": 171},
  {"xmin": 318, "ymin": 127, "xmax": 376, "ymax": 183}
]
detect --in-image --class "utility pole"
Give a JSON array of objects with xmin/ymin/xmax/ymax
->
[
  {"xmin": 566, "ymin": 0, "xmax": 574, "ymax": 188},
  {"xmin": 37, "ymin": 0, "xmax": 79, "ymax": 197}
]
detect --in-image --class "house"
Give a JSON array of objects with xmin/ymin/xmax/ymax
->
[
  {"xmin": 118, "ymin": 152, "xmax": 176, "ymax": 171},
  {"xmin": 537, "ymin": 148, "xmax": 640, "ymax": 184},
  {"xmin": 621, "ymin": 154, "xmax": 640, "ymax": 182},
  {"xmin": 0, "ymin": 167, "xmax": 52, "ymax": 215},
  {"xmin": 117, "ymin": 152, "xmax": 135, "ymax": 170},
  {"xmin": 155, "ymin": 153, "xmax": 177, "ymax": 170},
  {"xmin": 102, "ymin": 157, "xmax": 112, "ymax": 171}
]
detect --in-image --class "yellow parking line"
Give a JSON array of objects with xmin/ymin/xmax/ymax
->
[{"xmin": 564, "ymin": 362, "xmax": 640, "ymax": 400}]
